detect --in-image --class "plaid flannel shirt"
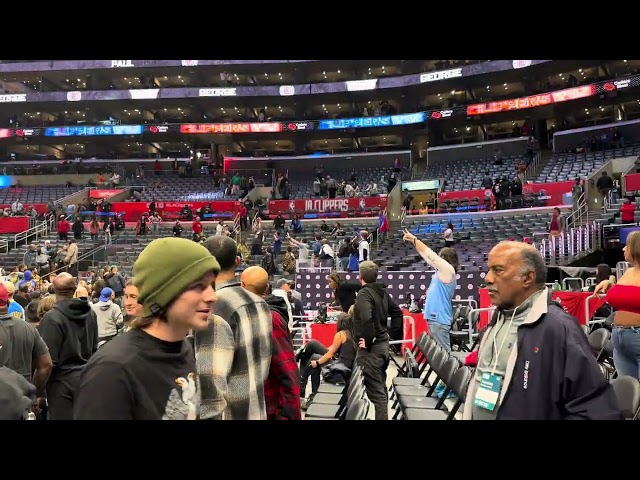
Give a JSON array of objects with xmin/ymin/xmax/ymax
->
[{"xmin": 195, "ymin": 279, "xmax": 272, "ymax": 420}]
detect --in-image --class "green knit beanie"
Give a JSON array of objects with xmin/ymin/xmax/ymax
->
[{"xmin": 133, "ymin": 237, "xmax": 221, "ymax": 318}]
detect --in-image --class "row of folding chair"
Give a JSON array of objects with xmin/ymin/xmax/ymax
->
[
  {"xmin": 391, "ymin": 333, "xmax": 473, "ymax": 420},
  {"xmin": 303, "ymin": 365, "xmax": 371, "ymax": 420}
]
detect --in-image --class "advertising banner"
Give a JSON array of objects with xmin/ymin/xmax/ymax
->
[
  {"xmin": 268, "ymin": 196, "xmax": 387, "ymax": 215},
  {"xmin": 624, "ymin": 173, "xmax": 640, "ymax": 192},
  {"xmin": 89, "ymin": 189, "xmax": 125, "ymax": 199},
  {"xmin": 0, "ymin": 216, "xmax": 29, "ymax": 233},
  {"xmin": 438, "ymin": 181, "xmax": 574, "ymax": 209},
  {"xmin": 110, "ymin": 201, "xmax": 239, "ymax": 222}
]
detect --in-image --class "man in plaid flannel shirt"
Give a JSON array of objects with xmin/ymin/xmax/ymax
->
[
  {"xmin": 195, "ymin": 236, "xmax": 272, "ymax": 420},
  {"xmin": 241, "ymin": 266, "xmax": 301, "ymax": 420}
]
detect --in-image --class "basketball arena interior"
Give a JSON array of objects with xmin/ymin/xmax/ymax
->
[{"xmin": 0, "ymin": 59, "xmax": 638, "ymax": 421}]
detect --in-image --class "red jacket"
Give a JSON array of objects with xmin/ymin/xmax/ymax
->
[
  {"xmin": 57, "ymin": 219, "xmax": 70, "ymax": 234},
  {"xmin": 264, "ymin": 309, "xmax": 301, "ymax": 420},
  {"xmin": 192, "ymin": 220, "xmax": 203, "ymax": 234},
  {"xmin": 621, "ymin": 203, "xmax": 635, "ymax": 223}
]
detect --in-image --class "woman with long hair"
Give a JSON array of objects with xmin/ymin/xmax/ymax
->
[
  {"xmin": 89, "ymin": 217, "xmax": 100, "ymax": 241},
  {"xmin": 121, "ymin": 278, "xmax": 143, "ymax": 333},
  {"xmin": 403, "ymin": 228, "xmax": 459, "ymax": 353},
  {"xmin": 298, "ymin": 308, "xmax": 357, "ymax": 406},
  {"xmin": 594, "ymin": 231, "xmax": 640, "ymax": 377},
  {"xmin": 328, "ymin": 272, "xmax": 360, "ymax": 312}
]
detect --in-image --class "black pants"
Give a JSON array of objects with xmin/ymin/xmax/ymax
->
[
  {"xmin": 356, "ymin": 338, "xmax": 390, "ymax": 420},
  {"xmin": 67, "ymin": 263, "xmax": 78, "ymax": 277},
  {"xmin": 299, "ymin": 340, "xmax": 329, "ymax": 395},
  {"xmin": 47, "ymin": 370, "xmax": 82, "ymax": 420}
]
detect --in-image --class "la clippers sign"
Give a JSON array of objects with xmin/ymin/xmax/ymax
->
[{"xmin": 269, "ymin": 197, "xmax": 386, "ymax": 213}]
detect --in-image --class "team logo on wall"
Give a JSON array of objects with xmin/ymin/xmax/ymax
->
[
  {"xmin": 67, "ymin": 91, "xmax": 81, "ymax": 102},
  {"xmin": 181, "ymin": 60, "xmax": 199, "ymax": 66}
]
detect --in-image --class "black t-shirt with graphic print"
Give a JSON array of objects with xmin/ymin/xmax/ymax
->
[{"xmin": 74, "ymin": 328, "xmax": 198, "ymax": 420}]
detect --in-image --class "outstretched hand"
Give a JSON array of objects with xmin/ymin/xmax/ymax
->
[{"xmin": 402, "ymin": 228, "xmax": 417, "ymax": 243}]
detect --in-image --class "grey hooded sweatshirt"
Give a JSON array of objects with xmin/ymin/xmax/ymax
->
[{"xmin": 90, "ymin": 300, "xmax": 123, "ymax": 338}]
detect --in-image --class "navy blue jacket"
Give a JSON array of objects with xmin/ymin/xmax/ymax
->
[{"xmin": 464, "ymin": 289, "xmax": 623, "ymax": 420}]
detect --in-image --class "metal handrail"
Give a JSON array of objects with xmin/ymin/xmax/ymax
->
[
  {"xmin": 566, "ymin": 191, "xmax": 587, "ymax": 226},
  {"xmin": 562, "ymin": 277, "xmax": 584, "ymax": 291},
  {"xmin": 56, "ymin": 187, "xmax": 90, "ymax": 206},
  {"xmin": 584, "ymin": 293, "xmax": 606, "ymax": 332},
  {"xmin": 534, "ymin": 220, "xmax": 600, "ymax": 266},
  {"xmin": 47, "ymin": 242, "xmax": 108, "ymax": 277},
  {"xmin": 524, "ymin": 150, "xmax": 541, "ymax": 183},
  {"xmin": 232, "ymin": 213, "xmax": 241, "ymax": 243},
  {"xmin": 13, "ymin": 215, "xmax": 54, "ymax": 247}
]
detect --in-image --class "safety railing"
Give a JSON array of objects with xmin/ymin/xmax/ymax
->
[
  {"xmin": 13, "ymin": 215, "xmax": 54, "ymax": 248},
  {"xmin": 584, "ymin": 293, "xmax": 607, "ymax": 334},
  {"xmin": 534, "ymin": 221, "xmax": 600, "ymax": 265},
  {"xmin": 47, "ymin": 243, "xmax": 109, "ymax": 277},
  {"xmin": 365, "ymin": 228, "xmax": 379, "ymax": 252},
  {"xmin": 566, "ymin": 191, "xmax": 587, "ymax": 226},
  {"xmin": 289, "ymin": 310, "xmax": 417, "ymax": 355},
  {"xmin": 562, "ymin": 277, "xmax": 584, "ymax": 291},
  {"xmin": 524, "ymin": 150, "xmax": 541, "ymax": 183},
  {"xmin": 227, "ymin": 168, "xmax": 275, "ymax": 188},
  {"xmin": 232, "ymin": 213, "xmax": 241, "ymax": 242}
]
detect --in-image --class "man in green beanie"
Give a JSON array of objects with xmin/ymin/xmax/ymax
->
[{"xmin": 73, "ymin": 237, "xmax": 223, "ymax": 420}]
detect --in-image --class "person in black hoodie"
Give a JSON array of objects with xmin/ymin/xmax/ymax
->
[
  {"xmin": 39, "ymin": 273, "xmax": 98, "ymax": 420},
  {"xmin": 352, "ymin": 260, "xmax": 403, "ymax": 420},
  {"xmin": 71, "ymin": 216, "xmax": 85, "ymax": 240}
]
